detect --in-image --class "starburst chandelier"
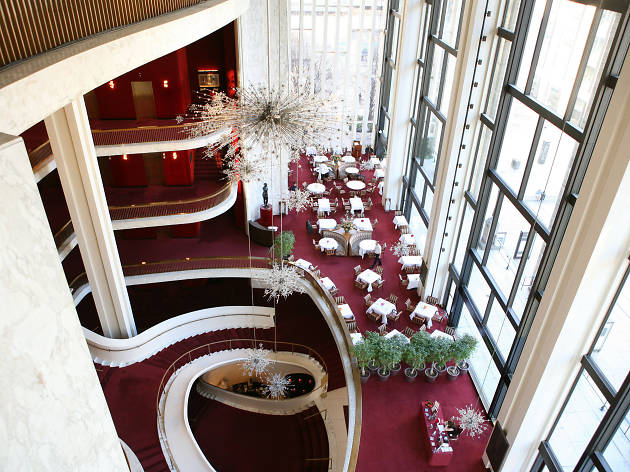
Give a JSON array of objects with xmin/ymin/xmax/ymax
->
[
  {"xmin": 286, "ymin": 188, "xmax": 311, "ymax": 213},
  {"xmin": 223, "ymin": 151, "xmax": 267, "ymax": 183},
  {"xmin": 187, "ymin": 83, "xmax": 346, "ymax": 162},
  {"xmin": 456, "ymin": 404, "xmax": 489, "ymax": 438},
  {"xmin": 242, "ymin": 344, "xmax": 271, "ymax": 377},
  {"xmin": 263, "ymin": 262, "xmax": 306, "ymax": 302},
  {"xmin": 390, "ymin": 240, "xmax": 411, "ymax": 257},
  {"xmin": 263, "ymin": 372, "xmax": 291, "ymax": 400}
]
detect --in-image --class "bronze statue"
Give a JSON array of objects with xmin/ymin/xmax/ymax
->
[{"xmin": 262, "ymin": 183, "xmax": 269, "ymax": 207}]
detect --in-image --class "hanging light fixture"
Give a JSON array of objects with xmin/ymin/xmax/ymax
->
[
  {"xmin": 263, "ymin": 372, "xmax": 291, "ymax": 400},
  {"xmin": 242, "ymin": 343, "xmax": 271, "ymax": 377}
]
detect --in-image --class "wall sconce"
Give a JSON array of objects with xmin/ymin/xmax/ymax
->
[
  {"xmin": 108, "ymin": 80, "xmax": 115, "ymax": 89},
  {"xmin": 122, "ymin": 154, "xmax": 128, "ymax": 160},
  {"xmin": 163, "ymin": 80, "xmax": 169, "ymax": 88},
  {"xmin": 172, "ymin": 152, "xmax": 178, "ymax": 160}
]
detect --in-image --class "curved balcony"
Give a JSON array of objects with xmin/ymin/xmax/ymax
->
[
  {"xmin": 71, "ymin": 256, "xmax": 361, "ymax": 472},
  {"xmin": 30, "ymin": 120, "xmax": 224, "ymax": 182}
]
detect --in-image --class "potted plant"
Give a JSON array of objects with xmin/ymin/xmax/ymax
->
[
  {"xmin": 376, "ymin": 337, "xmax": 398, "ymax": 382},
  {"xmin": 271, "ymin": 231, "xmax": 295, "ymax": 260},
  {"xmin": 423, "ymin": 337, "xmax": 440, "ymax": 382},
  {"xmin": 403, "ymin": 341, "xmax": 427, "ymax": 383},
  {"xmin": 341, "ymin": 218, "xmax": 354, "ymax": 234},
  {"xmin": 351, "ymin": 339, "xmax": 374, "ymax": 384},
  {"xmin": 446, "ymin": 338, "xmax": 463, "ymax": 381},
  {"xmin": 434, "ymin": 337, "xmax": 454, "ymax": 373},
  {"xmin": 451, "ymin": 334, "xmax": 478, "ymax": 375},
  {"xmin": 389, "ymin": 336, "xmax": 405, "ymax": 376},
  {"xmin": 365, "ymin": 331, "xmax": 380, "ymax": 373}
]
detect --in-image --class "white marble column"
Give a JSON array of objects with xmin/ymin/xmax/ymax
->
[
  {"xmin": 45, "ymin": 97, "xmax": 136, "ymax": 339},
  {"xmin": 238, "ymin": 0, "xmax": 290, "ymax": 220},
  {"xmin": 0, "ymin": 133, "xmax": 128, "ymax": 470}
]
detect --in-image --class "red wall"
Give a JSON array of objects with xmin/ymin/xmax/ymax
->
[
  {"xmin": 109, "ymin": 154, "xmax": 147, "ymax": 186},
  {"xmin": 163, "ymin": 150, "xmax": 194, "ymax": 186},
  {"xmin": 93, "ymin": 21, "xmax": 236, "ymax": 120},
  {"xmin": 94, "ymin": 48, "xmax": 191, "ymax": 120}
]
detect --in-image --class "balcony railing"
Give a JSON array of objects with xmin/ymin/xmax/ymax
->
[{"xmin": 0, "ymin": 0, "xmax": 203, "ymax": 68}]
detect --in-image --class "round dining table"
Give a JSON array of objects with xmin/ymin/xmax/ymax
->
[
  {"xmin": 346, "ymin": 180, "xmax": 366, "ymax": 190},
  {"xmin": 319, "ymin": 237, "xmax": 339, "ymax": 252},
  {"xmin": 307, "ymin": 183, "xmax": 326, "ymax": 194}
]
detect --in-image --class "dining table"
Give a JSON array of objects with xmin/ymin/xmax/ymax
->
[
  {"xmin": 411, "ymin": 302, "xmax": 439, "ymax": 328},
  {"xmin": 357, "ymin": 269, "xmax": 382, "ymax": 293},
  {"xmin": 346, "ymin": 180, "xmax": 366, "ymax": 191},
  {"xmin": 354, "ymin": 217, "xmax": 373, "ymax": 232},
  {"xmin": 319, "ymin": 276, "xmax": 337, "ymax": 292},
  {"xmin": 317, "ymin": 198, "xmax": 331, "ymax": 214},
  {"xmin": 400, "ymin": 233, "xmax": 416, "ymax": 246},
  {"xmin": 317, "ymin": 218, "xmax": 337, "ymax": 231},
  {"xmin": 341, "ymin": 156, "xmax": 356, "ymax": 163},
  {"xmin": 313, "ymin": 155, "xmax": 328, "ymax": 163},
  {"xmin": 367, "ymin": 298, "xmax": 397, "ymax": 324},
  {"xmin": 294, "ymin": 258, "xmax": 314, "ymax": 271},
  {"xmin": 398, "ymin": 255, "xmax": 423, "ymax": 270},
  {"xmin": 350, "ymin": 197, "xmax": 364, "ymax": 213},
  {"xmin": 393, "ymin": 215, "xmax": 409, "ymax": 229},
  {"xmin": 318, "ymin": 237, "xmax": 339, "ymax": 252},
  {"xmin": 359, "ymin": 239, "xmax": 377, "ymax": 258},
  {"xmin": 307, "ymin": 183, "xmax": 326, "ymax": 194},
  {"xmin": 407, "ymin": 273, "xmax": 421, "ymax": 290},
  {"xmin": 385, "ymin": 329, "xmax": 410, "ymax": 343},
  {"xmin": 338, "ymin": 303, "xmax": 355, "ymax": 320}
]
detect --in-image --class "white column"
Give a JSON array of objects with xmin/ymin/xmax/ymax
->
[
  {"xmin": 45, "ymin": 97, "xmax": 136, "ymax": 339},
  {"xmin": 494, "ymin": 55, "xmax": 630, "ymax": 471},
  {"xmin": 421, "ymin": 0, "xmax": 487, "ymax": 299},
  {"xmin": 381, "ymin": 2, "xmax": 421, "ymax": 209},
  {"xmin": 238, "ymin": 0, "xmax": 290, "ymax": 220},
  {"xmin": 0, "ymin": 133, "xmax": 128, "ymax": 470}
]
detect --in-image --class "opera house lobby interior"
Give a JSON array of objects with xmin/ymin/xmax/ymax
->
[{"xmin": 2, "ymin": 0, "xmax": 630, "ymax": 471}]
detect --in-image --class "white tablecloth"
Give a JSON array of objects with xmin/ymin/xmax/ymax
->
[
  {"xmin": 294, "ymin": 259, "xmax": 313, "ymax": 271},
  {"xmin": 393, "ymin": 215, "xmax": 409, "ymax": 229},
  {"xmin": 407, "ymin": 273, "xmax": 420, "ymax": 290},
  {"xmin": 374, "ymin": 168, "xmax": 385, "ymax": 178},
  {"xmin": 378, "ymin": 181, "xmax": 384, "ymax": 195},
  {"xmin": 367, "ymin": 157, "xmax": 380, "ymax": 169},
  {"xmin": 398, "ymin": 255, "xmax": 422, "ymax": 269},
  {"xmin": 346, "ymin": 180, "xmax": 366, "ymax": 190},
  {"xmin": 400, "ymin": 234, "xmax": 416, "ymax": 246},
  {"xmin": 318, "ymin": 218, "xmax": 337, "ymax": 231},
  {"xmin": 359, "ymin": 239, "xmax": 377, "ymax": 258},
  {"xmin": 319, "ymin": 238, "xmax": 339, "ymax": 252},
  {"xmin": 313, "ymin": 155, "xmax": 328, "ymax": 163},
  {"xmin": 350, "ymin": 197, "xmax": 364, "ymax": 213},
  {"xmin": 345, "ymin": 166, "xmax": 359, "ymax": 175},
  {"xmin": 316, "ymin": 164, "xmax": 331, "ymax": 178},
  {"xmin": 306, "ymin": 146, "xmax": 317, "ymax": 156},
  {"xmin": 318, "ymin": 198, "xmax": 330, "ymax": 213},
  {"xmin": 357, "ymin": 269, "xmax": 381, "ymax": 292},
  {"xmin": 341, "ymin": 156, "xmax": 356, "ymax": 163},
  {"xmin": 319, "ymin": 277, "xmax": 337, "ymax": 292},
  {"xmin": 338, "ymin": 303, "xmax": 355, "ymax": 319},
  {"xmin": 350, "ymin": 332, "xmax": 364, "ymax": 345},
  {"xmin": 430, "ymin": 329, "xmax": 455, "ymax": 341},
  {"xmin": 307, "ymin": 183, "xmax": 326, "ymax": 194},
  {"xmin": 385, "ymin": 329, "xmax": 411, "ymax": 344},
  {"xmin": 368, "ymin": 298, "xmax": 396, "ymax": 324},
  {"xmin": 412, "ymin": 303, "xmax": 438, "ymax": 328},
  {"xmin": 354, "ymin": 218, "xmax": 373, "ymax": 232}
]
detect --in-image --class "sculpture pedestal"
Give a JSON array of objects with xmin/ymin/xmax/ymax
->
[{"xmin": 259, "ymin": 205, "xmax": 273, "ymax": 226}]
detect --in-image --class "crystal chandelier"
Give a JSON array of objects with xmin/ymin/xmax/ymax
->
[
  {"xmin": 187, "ymin": 83, "xmax": 346, "ymax": 162},
  {"xmin": 242, "ymin": 344, "xmax": 271, "ymax": 377},
  {"xmin": 456, "ymin": 404, "xmax": 489, "ymax": 438},
  {"xmin": 285, "ymin": 188, "xmax": 311, "ymax": 213},
  {"xmin": 263, "ymin": 372, "xmax": 291, "ymax": 400},
  {"xmin": 263, "ymin": 262, "xmax": 306, "ymax": 302},
  {"xmin": 223, "ymin": 151, "xmax": 267, "ymax": 183}
]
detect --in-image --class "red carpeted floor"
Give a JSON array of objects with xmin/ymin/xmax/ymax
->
[{"xmin": 87, "ymin": 152, "xmax": 490, "ymax": 471}]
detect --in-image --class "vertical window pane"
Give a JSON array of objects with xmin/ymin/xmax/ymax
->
[
  {"xmin": 485, "ymin": 39, "xmax": 511, "ymax": 121},
  {"xmin": 469, "ymin": 263, "xmax": 491, "ymax": 317},
  {"xmin": 423, "ymin": 185, "xmax": 434, "ymax": 216},
  {"xmin": 523, "ymin": 124, "xmax": 579, "ymax": 230},
  {"xmin": 495, "ymin": 99, "xmax": 539, "ymax": 193},
  {"xmin": 468, "ymin": 126, "xmax": 492, "ymax": 201},
  {"xmin": 440, "ymin": 0, "xmax": 462, "ymax": 48},
  {"xmin": 453, "ymin": 202, "xmax": 474, "ymax": 274},
  {"xmin": 512, "ymin": 233, "xmax": 545, "ymax": 321},
  {"xmin": 570, "ymin": 10, "xmax": 620, "ymax": 129},
  {"xmin": 476, "ymin": 184, "xmax": 499, "ymax": 256},
  {"xmin": 458, "ymin": 304, "xmax": 501, "ymax": 408},
  {"xmin": 421, "ymin": 111, "xmax": 442, "ymax": 183},
  {"xmin": 530, "ymin": 1, "xmax": 596, "ymax": 117},
  {"xmin": 548, "ymin": 371, "xmax": 610, "ymax": 472},
  {"xmin": 502, "ymin": 0, "xmax": 521, "ymax": 32},
  {"xmin": 486, "ymin": 299, "xmax": 516, "ymax": 361},
  {"xmin": 427, "ymin": 46, "xmax": 445, "ymax": 105},
  {"xmin": 418, "ymin": 2, "xmax": 432, "ymax": 62},
  {"xmin": 601, "ymin": 410, "xmax": 630, "ymax": 471},
  {"xmin": 390, "ymin": 15, "xmax": 401, "ymax": 62},
  {"xmin": 485, "ymin": 198, "xmax": 531, "ymax": 300},
  {"xmin": 591, "ymin": 277, "xmax": 630, "ymax": 393},
  {"xmin": 409, "ymin": 204, "xmax": 428, "ymax": 254},
  {"xmin": 440, "ymin": 53, "xmax": 457, "ymax": 115},
  {"xmin": 516, "ymin": 0, "xmax": 547, "ymax": 89}
]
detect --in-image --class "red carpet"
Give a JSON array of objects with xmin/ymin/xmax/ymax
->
[{"xmin": 82, "ymin": 152, "xmax": 490, "ymax": 471}]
